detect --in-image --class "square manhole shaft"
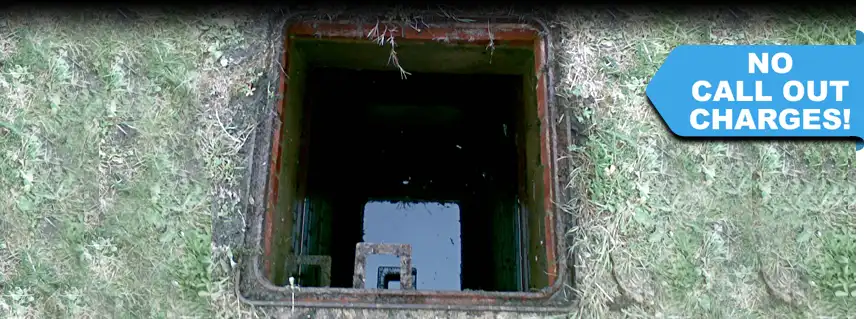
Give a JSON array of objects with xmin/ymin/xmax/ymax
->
[{"xmin": 237, "ymin": 13, "xmax": 573, "ymax": 313}]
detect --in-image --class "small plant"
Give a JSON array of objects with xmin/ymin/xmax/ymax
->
[
  {"xmin": 813, "ymin": 230, "xmax": 856, "ymax": 298},
  {"xmin": 486, "ymin": 21, "xmax": 495, "ymax": 61},
  {"xmin": 366, "ymin": 20, "xmax": 411, "ymax": 79}
]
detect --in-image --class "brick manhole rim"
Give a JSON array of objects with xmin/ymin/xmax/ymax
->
[{"xmin": 236, "ymin": 12, "xmax": 575, "ymax": 313}]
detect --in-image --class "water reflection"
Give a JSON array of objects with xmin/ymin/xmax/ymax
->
[{"xmin": 362, "ymin": 201, "xmax": 462, "ymax": 291}]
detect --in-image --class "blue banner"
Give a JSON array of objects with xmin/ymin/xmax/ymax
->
[{"xmin": 646, "ymin": 31, "xmax": 864, "ymax": 150}]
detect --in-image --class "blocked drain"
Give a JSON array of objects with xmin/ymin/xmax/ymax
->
[{"xmin": 238, "ymin": 15, "xmax": 573, "ymax": 312}]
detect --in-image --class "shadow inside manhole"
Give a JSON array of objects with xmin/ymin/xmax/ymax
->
[{"xmin": 241, "ymin": 17, "xmax": 572, "ymax": 312}]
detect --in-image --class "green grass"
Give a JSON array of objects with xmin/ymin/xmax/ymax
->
[
  {"xmin": 557, "ymin": 8, "xmax": 855, "ymax": 318},
  {"xmin": 0, "ymin": 10, "xmax": 261, "ymax": 318},
  {"xmin": 0, "ymin": 7, "xmax": 855, "ymax": 319}
]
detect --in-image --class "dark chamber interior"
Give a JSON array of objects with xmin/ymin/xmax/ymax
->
[
  {"xmin": 266, "ymin": 39, "xmax": 549, "ymax": 293},
  {"xmin": 302, "ymin": 69, "xmax": 522, "ymax": 291}
]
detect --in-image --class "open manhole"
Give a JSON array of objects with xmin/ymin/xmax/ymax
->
[{"xmin": 238, "ymin": 15, "xmax": 573, "ymax": 312}]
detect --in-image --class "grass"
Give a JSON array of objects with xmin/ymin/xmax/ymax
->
[
  {"xmin": 556, "ymin": 7, "xmax": 856, "ymax": 318},
  {"xmin": 0, "ymin": 9, "xmax": 265, "ymax": 318},
  {"xmin": 0, "ymin": 6, "xmax": 855, "ymax": 319}
]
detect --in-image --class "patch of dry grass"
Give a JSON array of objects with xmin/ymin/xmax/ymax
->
[
  {"xmin": 554, "ymin": 7, "xmax": 855, "ymax": 318},
  {"xmin": 0, "ymin": 8, "xmax": 268, "ymax": 318}
]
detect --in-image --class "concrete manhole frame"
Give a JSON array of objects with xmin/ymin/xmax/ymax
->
[{"xmin": 236, "ymin": 11, "xmax": 576, "ymax": 313}]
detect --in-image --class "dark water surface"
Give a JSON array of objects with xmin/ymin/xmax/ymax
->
[{"xmin": 362, "ymin": 201, "xmax": 462, "ymax": 290}]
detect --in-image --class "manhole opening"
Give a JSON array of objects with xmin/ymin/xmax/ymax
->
[{"xmin": 254, "ymin": 20, "xmax": 565, "ymax": 307}]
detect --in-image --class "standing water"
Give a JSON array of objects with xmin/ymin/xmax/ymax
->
[{"xmin": 362, "ymin": 201, "xmax": 462, "ymax": 290}]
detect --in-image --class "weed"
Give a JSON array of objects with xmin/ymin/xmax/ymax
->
[{"xmin": 366, "ymin": 20, "xmax": 411, "ymax": 79}]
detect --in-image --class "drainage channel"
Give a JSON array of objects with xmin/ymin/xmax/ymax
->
[{"xmin": 237, "ymin": 13, "xmax": 573, "ymax": 312}]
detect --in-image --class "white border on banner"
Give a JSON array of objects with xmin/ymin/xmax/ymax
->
[{"xmin": 856, "ymin": 0, "xmax": 862, "ymax": 313}]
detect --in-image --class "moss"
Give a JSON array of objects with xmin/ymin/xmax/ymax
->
[{"xmin": 293, "ymin": 38, "xmax": 534, "ymax": 75}]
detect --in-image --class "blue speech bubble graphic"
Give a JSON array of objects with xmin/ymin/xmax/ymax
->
[{"xmin": 646, "ymin": 31, "xmax": 864, "ymax": 150}]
